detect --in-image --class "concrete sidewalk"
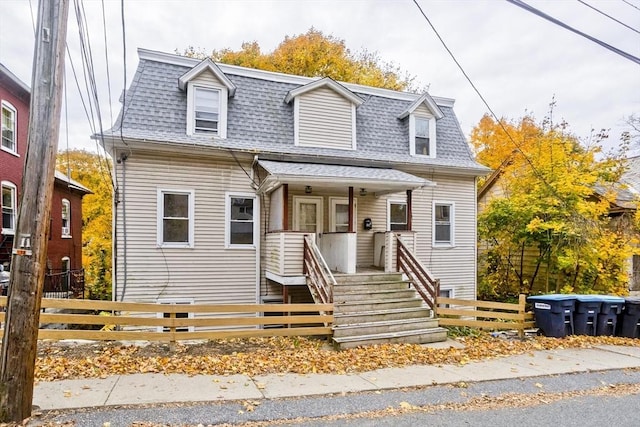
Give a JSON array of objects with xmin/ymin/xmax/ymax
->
[{"xmin": 33, "ymin": 344, "xmax": 640, "ymax": 411}]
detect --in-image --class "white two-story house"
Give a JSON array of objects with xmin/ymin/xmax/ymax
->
[{"xmin": 102, "ymin": 48, "xmax": 489, "ymax": 345}]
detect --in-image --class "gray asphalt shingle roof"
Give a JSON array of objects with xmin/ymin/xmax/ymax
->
[{"xmin": 108, "ymin": 51, "xmax": 488, "ymax": 174}]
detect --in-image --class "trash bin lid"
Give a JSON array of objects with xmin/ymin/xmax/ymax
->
[
  {"xmin": 575, "ymin": 295, "xmax": 604, "ymax": 302},
  {"xmin": 624, "ymin": 297, "xmax": 640, "ymax": 305},
  {"xmin": 592, "ymin": 295, "xmax": 625, "ymax": 303},
  {"xmin": 527, "ymin": 294, "xmax": 576, "ymax": 302}
]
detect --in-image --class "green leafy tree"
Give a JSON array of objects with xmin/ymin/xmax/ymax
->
[
  {"xmin": 56, "ymin": 149, "xmax": 112, "ymax": 300},
  {"xmin": 475, "ymin": 113, "xmax": 636, "ymax": 300},
  {"xmin": 183, "ymin": 28, "xmax": 417, "ymax": 91}
]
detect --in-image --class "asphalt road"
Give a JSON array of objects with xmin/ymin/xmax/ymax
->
[{"xmin": 36, "ymin": 369, "xmax": 640, "ymax": 427}]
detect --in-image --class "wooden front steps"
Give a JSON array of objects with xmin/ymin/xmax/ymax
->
[{"xmin": 332, "ymin": 272, "xmax": 447, "ymax": 349}]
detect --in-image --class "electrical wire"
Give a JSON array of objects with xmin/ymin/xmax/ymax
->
[
  {"xmin": 622, "ymin": 0, "xmax": 640, "ymax": 12},
  {"xmin": 507, "ymin": 0, "xmax": 640, "ymax": 65},
  {"xmin": 577, "ymin": 0, "xmax": 640, "ymax": 34}
]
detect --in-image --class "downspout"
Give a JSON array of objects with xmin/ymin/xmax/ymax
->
[{"xmin": 119, "ymin": 153, "xmax": 128, "ymax": 301}]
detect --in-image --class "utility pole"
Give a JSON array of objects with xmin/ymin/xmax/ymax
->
[{"xmin": 0, "ymin": 0, "xmax": 69, "ymax": 422}]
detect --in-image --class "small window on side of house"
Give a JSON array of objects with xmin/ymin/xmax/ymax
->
[
  {"xmin": 415, "ymin": 117, "xmax": 430, "ymax": 156},
  {"xmin": 1, "ymin": 101, "xmax": 17, "ymax": 154},
  {"xmin": 61, "ymin": 199, "xmax": 71, "ymax": 237},
  {"xmin": 157, "ymin": 189, "xmax": 194, "ymax": 248},
  {"xmin": 388, "ymin": 201, "xmax": 408, "ymax": 231},
  {"xmin": 226, "ymin": 193, "xmax": 257, "ymax": 247},
  {"xmin": 433, "ymin": 202, "xmax": 454, "ymax": 247},
  {"xmin": 1, "ymin": 181, "xmax": 17, "ymax": 234}
]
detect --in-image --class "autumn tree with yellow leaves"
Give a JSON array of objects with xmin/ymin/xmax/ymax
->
[
  {"xmin": 474, "ymin": 113, "xmax": 637, "ymax": 301},
  {"xmin": 184, "ymin": 28, "xmax": 417, "ymax": 91},
  {"xmin": 57, "ymin": 149, "xmax": 112, "ymax": 300}
]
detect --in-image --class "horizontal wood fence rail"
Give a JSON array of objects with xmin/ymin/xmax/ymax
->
[
  {"xmin": 436, "ymin": 294, "xmax": 534, "ymax": 338},
  {"xmin": 0, "ymin": 297, "xmax": 334, "ymax": 342}
]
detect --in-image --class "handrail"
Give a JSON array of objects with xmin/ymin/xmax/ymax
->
[
  {"xmin": 303, "ymin": 235, "xmax": 335, "ymax": 304},
  {"xmin": 396, "ymin": 235, "xmax": 439, "ymax": 311}
]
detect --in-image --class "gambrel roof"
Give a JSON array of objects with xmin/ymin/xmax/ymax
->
[{"xmin": 105, "ymin": 49, "xmax": 489, "ymax": 175}]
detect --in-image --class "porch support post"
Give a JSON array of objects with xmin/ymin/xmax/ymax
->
[
  {"xmin": 348, "ymin": 186, "xmax": 354, "ymax": 233},
  {"xmin": 406, "ymin": 189, "xmax": 413, "ymax": 230},
  {"xmin": 282, "ymin": 184, "xmax": 289, "ymax": 230}
]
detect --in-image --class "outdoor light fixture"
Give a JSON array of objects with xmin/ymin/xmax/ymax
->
[
  {"xmin": 305, "ymin": 186, "xmax": 312, "ymax": 194},
  {"xmin": 360, "ymin": 188, "xmax": 367, "ymax": 196}
]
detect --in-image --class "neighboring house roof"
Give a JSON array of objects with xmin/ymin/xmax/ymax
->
[
  {"xmin": 0, "ymin": 62, "xmax": 30, "ymax": 98},
  {"xmin": 103, "ymin": 48, "xmax": 489, "ymax": 175},
  {"xmin": 257, "ymin": 160, "xmax": 435, "ymax": 194},
  {"xmin": 54, "ymin": 170, "xmax": 93, "ymax": 195}
]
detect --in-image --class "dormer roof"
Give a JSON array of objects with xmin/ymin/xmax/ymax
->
[
  {"xmin": 178, "ymin": 58, "xmax": 237, "ymax": 97},
  {"xmin": 397, "ymin": 92, "xmax": 444, "ymax": 120},
  {"xmin": 284, "ymin": 77, "xmax": 364, "ymax": 106}
]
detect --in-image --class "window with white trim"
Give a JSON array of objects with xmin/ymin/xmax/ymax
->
[
  {"xmin": 157, "ymin": 189, "xmax": 194, "ymax": 248},
  {"xmin": 1, "ymin": 181, "xmax": 17, "ymax": 234},
  {"xmin": 186, "ymin": 83, "xmax": 228, "ymax": 138},
  {"xmin": 433, "ymin": 202, "xmax": 454, "ymax": 246},
  {"xmin": 410, "ymin": 114, "xmax": 436, "ymax": 157},
  {"xmin": 226, "ymin": 193, "xmax": 258, "ymax": 247},
  {"xmin": 388, "ymin": 200, "xmax": 408, "ymax": 231},
  {"xmin": 1, "ymin": 101, "xmax": 17, "ymax": 153},
  {"xmin": 156, "ymin": 299, "xmax": 195, "ymax": 332},
  {"xmin": 61, "ymin": 199, "xmax": 71, "ymax": 237}
]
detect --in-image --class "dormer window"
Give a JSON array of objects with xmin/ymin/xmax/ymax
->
[
  {"xmin": 398, "ymin": 92, "xmax": 444, "ymax": 159},
  {"xmin": 194, "ymin": 87, "xmax": 220, "ymax": 134},
  {"xmin": 415, "ymin": 117, "xmax": 430, "ymax": 156},
  {"xmin": 179, "ymin": 58, "xmax": 236, "ymax": 139}
]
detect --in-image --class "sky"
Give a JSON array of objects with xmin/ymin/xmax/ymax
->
[{"xmin": 0, "ymin": 0, "xmax": 639, "ymax": 157}]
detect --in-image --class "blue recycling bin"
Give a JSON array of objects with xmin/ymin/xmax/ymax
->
[
  {"xmin": 593, "ymin": 295, "xmax": 625, "ymax": 336},
  {"xmin": 527, "ymin": 295, "xmax": 576, "ymax": 337},
  {"xmin": 619, "ymin": 297, "xmax": 640, "ymax": 338},
  {"xmin": 574, "ymin": 295, "xmax": 602, "ymax": 336}
]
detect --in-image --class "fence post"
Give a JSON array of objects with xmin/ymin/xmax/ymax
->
[{"xmin": 518, "ymin": 294, "xmax": 527, "ymax": 339}]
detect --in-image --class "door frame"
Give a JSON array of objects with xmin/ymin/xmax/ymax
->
[{"xmin": 292, "ymin": 196, "xmax": 323, "ymax": 233}]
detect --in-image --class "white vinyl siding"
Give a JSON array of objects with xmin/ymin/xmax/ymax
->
[
  {"xmin": 296, "ymin": 87, "xmax": 355, "ymax": 150},
  {"xmin": 113, "ymin": 152, "xmax": 258, "ymax": 305}
]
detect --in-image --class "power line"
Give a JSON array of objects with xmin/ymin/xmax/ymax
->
[
  {"xmin": 411, "ymin": 0, "xmax": 579, "ymax": 211},
  {"xmin": 507, "ymin": 0, "xmax": 640, "ymax": 65},
  {"xmin": 622, "ymin": 0, "xmax": 640, "ymax": 12},
  {"xmin": 577, "ymin": 0, "xmax": 640, "ymax": 35}
]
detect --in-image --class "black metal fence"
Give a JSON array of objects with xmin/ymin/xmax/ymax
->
[{"xmin": 43, "ymin": 269, "xmax": 85, "ymax": 299}]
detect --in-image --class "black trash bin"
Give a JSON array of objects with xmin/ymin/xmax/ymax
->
[
  {"xmin": 594, "ymin": 295, "xmax": 625, "ymax": 336},
  {"xmin": 574, "ymin": 295, "xmax": 602, "ymax": 336},
  {"xmin": 619, "ymin": 297, "xmax": 640, "ymax": 338},
  {"xmin": 527, "ymin": 295, "xmax": 576, "ymax": 337}
]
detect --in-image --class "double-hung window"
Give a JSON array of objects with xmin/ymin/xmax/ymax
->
[
  {"xmin": 410, "ymin": 114, "xmax": 436, "ymax": 158},
  {"xmin": 226, "ymin": 193, "xmax": 257, "ymax": 247},
  {"xmin": 1, "ymin": 181, "xmax": 17, "ymax": 234},
  {"xmin": 1, "ymin": 101, "xmax": 17, "ymax": 153},
  {"xmin": 414, "ymin": 117, "xmax": 430, "ymax": 156},
  {"xmin": 61, "ymin": 199, "xmax": 71, "ymax": 237},
  {"xmin": 194, "ymin": 87, "xmax": 220, "ymax": 134},
  {"xmin": 157, "ymin": 189, "xmax": 194, "ymax": 248},
  {"xmin": 433, "ymin": 202, "xmax": 454, "ymax": 246},
  {"xmin": 388, "ymin": 201, "xmax": 408, "ymax": 231}
]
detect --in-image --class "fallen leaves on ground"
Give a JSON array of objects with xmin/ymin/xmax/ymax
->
[{"xmin": 34, "ymin": 334, "xmax": 639, "ymax": 382}]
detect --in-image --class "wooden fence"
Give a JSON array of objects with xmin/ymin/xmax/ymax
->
[
  {"xmin": 436, "ymin": 294, "xmax": 535, "ymax": 338},
  {"xmin": 0, "ymin": 297, "xmax": 333, "ymax": 342}
]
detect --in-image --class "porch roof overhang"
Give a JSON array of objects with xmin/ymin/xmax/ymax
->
[{"xmin": 257, "ymin": 160, "xmax": 435, "ymax": 195}]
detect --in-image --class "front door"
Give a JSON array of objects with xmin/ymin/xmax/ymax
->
[{"xmin": 293, "ymin": 197, "xmax": 323, "ymax": 233}]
